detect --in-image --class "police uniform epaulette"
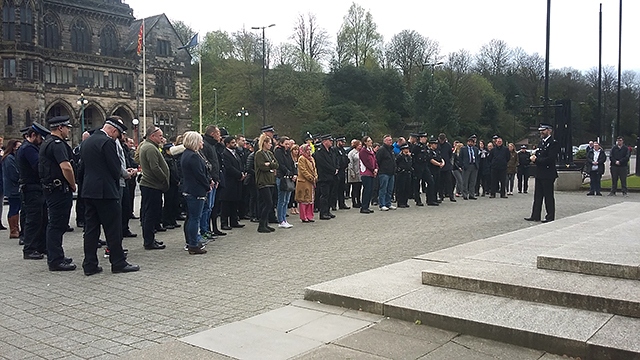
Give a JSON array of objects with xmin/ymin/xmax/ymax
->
[{"xmin": 54, "ymin": 139, "xmax": 62, "ymax": 143}]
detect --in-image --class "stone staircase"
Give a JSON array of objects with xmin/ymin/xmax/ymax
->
[{"xmin": 304, "ymin": 203, "xmax": 640, "ymax": 359}]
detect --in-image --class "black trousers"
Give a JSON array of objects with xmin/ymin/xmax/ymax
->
[
  {"xmin": 396, "ymin": 173, "xmax": 412, "ymax": 206},
  {"xmin": 127, "ymin": 178, "xmax": 137, "ymax": 216},
  {"xmin": 334, "ymin": 173, "xmax": 347, "ymax": 207},
  {"xmin": 22, "ymin": 187, "xmax": 47, "ymax": 255},
  {"xmin": 258, "ymin": 186, "xmax": 274, "ymax": 222},
  {"xmin": 83, "ymin": 198, "xmax": 126, "ymax": 271},
  {"xmin": 221, "ymin": 200, "xmax": 240, "ymax": 226},
  {"xmin": 162, "ymin": 183, "xmax": 180, "ymax": 226},
  {"xmin": 45, "ymin": 189, "xmax": 73, "ymax": 266},
  {"xmin": 350, "ymin": 182, "xmax": 362, "ymax": 207},
  {"xmin": 412, "ymin": 166, "xmax": 436, "ymax": 204},
  {"xmin": 438, "ymin": 170, "xmax": 453, "ymax": 199},
  {"xmin": 491, "ymin": 168, "xmax": 507, "ymax": 196},
  {"xmin": 530, "ymin": 178, "xmax": 555, "ymax": 220},
  {"xmin": 247, "ymin": 182, "xmax": 258, "ymax": 218},
  {"xmin": 121, "ymin": 185, "xmax": 132, "ymax": 234},
  {"xmin": 610, "ymin": 166, "xmax": 628, "ymax": 194},
  {"xmin": 140, "ymin": 186, "xmax": 163, "ymax": 247},
  {"xmin": 317, "ymin": 181, "xmax": 332, "ymax": 216},
  {"xmin": 75, "ymin": 182, "xmax": 85, "ymax": 224},
  {"xmin": 517, "ymin": 167, "xmax": 529, "ymax": 192},
  {"xmin": 430, "ymin": 168, "xmax": 441, "ymax": 200}
]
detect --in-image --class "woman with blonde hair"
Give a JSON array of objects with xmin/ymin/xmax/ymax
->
[
  {"xmin": 295, "ymin": 144, "xmax": 317, "ymax": 222},
  {"xmin": 451, "ymin": 142, "xmax": 464, "ymax": 197},
  {"xmin": 254, "ymin": 133, "xmax": 279, "ymax": 233},
  {"xmin": 180, "ymin": 131, "xmax": 210, "ymax": 254}
]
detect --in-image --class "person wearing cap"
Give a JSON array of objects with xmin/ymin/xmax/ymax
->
[
  {"xmin": 80, "ymin": 117, "xmax": 140, "ymax": 275},
  {"xmin": 137, "ymin": 125, "xmax": 170, "ymax": 250},
  {"xmin": 487, "ymin": 136, "xmax": 509, "ymax": 198},
  {"xmin": 333, "ymin": 136, "xmax": 350, "ymax": 210},
  {"xmin": 313, "ymin": 135, "xmax": 339, "ymax": 219},
  {"xmin": 525, "ymin": 124, "xmax": 559, "ymax": 223},
  {"xmin": 586, "ymin": 141, "xmax": 606, "ymax": 196},
  {"xmin": 38, "ymin": 115, "xmax": 77, "ymax": 271},
  {"xmin": 395, "ymin": 143, "xmax": 412, "ymax": 207},
  {"xmin": 411, "ymin": 133, "xmax": 438, "ymax": 206},
  {"xmin": 427, "ymin": 136, "xmax": 444, "ymax": 204},
  {"xmin": 460, "ymin": 136, "xmax": 479, "ymax": 200},
  {"xmin": 437, "ymin": 133, "xmax": 456, "ymax": 202},
  {"xmin": 18, "ymin": 123, "xmax": 50, "ymax": 259},
  {"xmin": 608, "ymin": 136, "xmax": 630, "ymax": 196},
  {"xmin": 517, "ymin": 145, "xmax": 531, "ymax": 193}
]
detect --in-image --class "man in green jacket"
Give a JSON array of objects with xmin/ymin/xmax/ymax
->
[{"xmin": 138, "ymin": 126, "xmax": 169, "ymax": 250}]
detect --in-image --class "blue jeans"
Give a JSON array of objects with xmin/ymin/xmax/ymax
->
[
  {"xmin": 185, "ymin": 194, "xmax": 206, "ymax": 247},
  {"xmin": 275, "ymin": 178, "xmax": 292, "ymax": 223},
  {"xmin": 200, "ymin": 188, "xmax": 216, "ymax": 234},
  {"xmin": 361, "ymin": 176, "xmax": 374, "ymax": 210},
  {"xmin": 377, "ymin": 174, "xmax": 394, "ymax": 208}
]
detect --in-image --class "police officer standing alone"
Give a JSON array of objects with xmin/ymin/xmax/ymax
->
[
  {"xmin": 80, "ymin": 118, "xmax": 140, "ymax": 275},
  {"xmin": 525, "ymin": 124, "xmax": 559, "ymax": 223},
  {"xmin": 18, "ymin": 123, "xmax": 50, "ymax": 260},
  {"xmin": 39, "ymin": 116, "xmax": 76, "ymax": 271}
]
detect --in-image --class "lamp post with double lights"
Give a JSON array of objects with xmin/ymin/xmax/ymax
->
[
  {"xmin": 77, "ymin": 93, "xmax": 88, "ymax": 133},
  {"xmin": 251, "ymin": 23, "xmax": 275, "ymax": 127},
  {"xmin": 213, "ymin": 88, "xmax": 218, "ymax": 123},
  {"xmin": 237, "ymin": 107, "xmax": 249, "ymax": 136}
]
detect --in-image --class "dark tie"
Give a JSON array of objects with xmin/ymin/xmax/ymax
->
[{"xmin": 469, "ymin": 147, "xmax": 475, "ymax": 163}]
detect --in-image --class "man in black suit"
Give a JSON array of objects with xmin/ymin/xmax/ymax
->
[
  {"xmin": 313, "ymin": 135, "xmax": 339, "ymax": 220},
  {"xmin": 525, "ymin": 124, "xmax": 560, "ymax": 223},
  {"xmin": 219, "ymin": 136, "xmax": 246, "ymax": 230},
  {"xmin": 460, "ymin": 136, "xmax": 479, "ymax": 200},
  {"xmin": 80, "ymin": 118, "xmax": 139, "ymax": 275}
]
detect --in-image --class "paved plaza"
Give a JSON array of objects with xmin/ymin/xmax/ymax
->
[{"xmin": 0, "ymin": 189, "xmax": 637, "ymax": 359}]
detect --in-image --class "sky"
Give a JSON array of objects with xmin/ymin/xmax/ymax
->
[{"xmin": 123, "ymin": 0, "xmax": 640, "ymax": 72}]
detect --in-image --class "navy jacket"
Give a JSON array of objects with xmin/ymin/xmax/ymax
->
[
  {"xmin": 180, "ymin": 149, "xmax": 210, "ymax": 197},
  {"xmin": 80, "ymin": 130, "xmax": 121, "ymax": 200},
  {"xmin": 2, "ymin": 154, "xmax": 20, "ymax": 198}
]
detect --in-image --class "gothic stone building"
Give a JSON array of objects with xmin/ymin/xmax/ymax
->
[{"xmin": 0, "ymin": 0, "xmax": 192, "ymax": 144}]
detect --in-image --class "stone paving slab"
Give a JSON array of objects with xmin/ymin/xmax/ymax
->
[
  {"xmin": 587, "ymin": 315, "xmax": 640, "ymax": 360},
  {"xmin": 384, "ymin": 285, "xmax": 613, "ymax": 358},
  {"xmin": 421, "ymin": 258, "xmax": 640, "ymax": 317}
]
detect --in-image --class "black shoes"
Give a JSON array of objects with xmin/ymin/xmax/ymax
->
[
  {"xmin": 320, "ymin": 215, "xmax": 332, "ymax": 220},
  {"xmin": 587, "ymin": 192, "xmax": 594, "ymax": 196},
  {"xmin": 66, "ymin": 225, "xmax": 74, "ymax": 232},
  {"xmin": 415, "ymin": 203, "xmax": 424, "ymax": 207},
  {"xmin": 231, "ymin": 224, "xmax": 245, "ymax": 228},
  {"xmin": 144, "ymin": 242, "xmax": 166, "ymax": 250},
  {"xmin": 188, "ymin": 246, "xmax": 207, "ymax": 255},
  {"xmin": 112, "ymin": 263, "xmax": 140, "ymax": 273},
  {"xmin": 49, "ymin": 262, "xmax": 77, "ymax": 271},
  {"xmin": 155, "ymin": 227, "xmax": 167, "ymax": 232},
  {"xmin": 76, "ymin": 221, "xmax": 85, "ymax": 228},
  {"xmin": 213, "ymin": 230, "xmax": 227, "ymax": 236},
  {"xmin": 123, "ymin": 231, "xmax": 137, "ymax": 238},
  {"xmin": 541, "ymin": 218, "xmax": 554, "ymax": 223},
  {"xmin": 220, "ymin": 225, "xmax": 233, "ymax": 230},
  {"xmin": 84, "ymin": 266, "xmax": 103, "ymax": 276},
  {"xmin": 339, "ymin": 205, "xmax": 351, "ymax": 210},
  {"xmin": 468, "ymin": 197, "xmax": 477, "ymax": 200},
  {"xmin": 97, "ymin": 239, "xmax": 107, "ymax": 248},
  {"xmin": 359, "ymin": 209, "xmax": 374, "ymax": 214},
  {"xmin": 23, "ymin": 251, "xmax": 45, "ymax": 260},
  {"xmin": 450, "ymin": 198, "xmax": 457, "ymax": 202},
  {"xmin": 427, "ymin": 203, "xmax": 439, "ymax": 206},
  {"xmin": 524, "ymin": 217, "xmax": 540, "ymax": 222},
  {"xmin": 500, "ymin": 195, "xmax": 508, "ymax": 199}
]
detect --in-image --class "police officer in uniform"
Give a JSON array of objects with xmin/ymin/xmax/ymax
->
[
  {"xmin": 333, "ymin": 136, "xmax": 350, "ymax": 210},
  {"xmin": 411, "ymin": 133, "xmax": 438, "ymax": 206},
  {"xmin": 525, "ymin": 124, "xmax": 559, "ymax": 223},
  {"xmin": 428, "ymin": 136, "xmax": 444, "ymax": 204},
  {"xmin": 39, "ymin": 116, "xmax": 77, "ymax": 271},
  {"xmin": 18, "ymin": 123, "xmax": 50, "ymax": 260},
  {"xmin": 313, "ymin": 134, "xmax": 338, "ymax": 220}
]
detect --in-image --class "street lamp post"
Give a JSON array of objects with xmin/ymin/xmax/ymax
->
[
  {"xmin": 213, "ymin": 88, "xmax": 218, "ymax": 123},
  {"xmin": 132, "ymin": 118, "xmax": 139, "ymax": 146},
  {"xmin": 251, "ymin": 23, "xmax": 275, "ymax": 127},
  {"xmin": 237, "ymin": 107, "xmax": 249, "ymax": 136},
  {"xmin": 424, "ymin": 61, "xmax": 444, "ymax": 77},
  {"xmin": 76, "ymin": 93, "xmax": 88, "ymax": 133}
]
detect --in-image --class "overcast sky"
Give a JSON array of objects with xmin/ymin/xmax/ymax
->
[{"xmin": 123, "ymin": 0, "xmax": 639, "ymax": 72}]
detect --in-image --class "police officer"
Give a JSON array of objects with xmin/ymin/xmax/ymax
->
[
  {"xmin": 314, "ymin": 134, "xmax": 338, "ymax": 220},
  {"xmin": 428, "ymin": 136, "xmax": 444, "ymax": 204},
  {"xmin": 39, "ymin": 116, "xmax": 77, "ymax": 271},
  {"xmin": 411, "ymin": 133, "xmax": 438, "ymax": 206},
  {"xmin": 18, "ymin": 123, "xmax": 50, "ymax": 260},
  {"xmin": 333, "ymin": 136, "xmax": 350, "ymax": 210},
  {"xmin": 525, "ymin": 124, "xmax": 559, "ymax": 223}
]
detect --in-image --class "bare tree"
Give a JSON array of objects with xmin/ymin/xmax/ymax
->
[
  {"xmin": 273, "ymin": 42, "xmax": 298, "ymax": 68},
  {"xmin": 292, "ymin": 13, "xmax": 331, "ymax": 72},
  {"xmin": 232, "ymin": 28, "xmax": 260, "ymax": 64},
  {"xmin": 512, "ymin": 47, "xmax": 545, "ymax": 102},
  {"xmin": 475, "ymin": 39, "xmax": 512, "ymax": 76},
  {"xmin": 385, "ymin": 30, "xmax": 440, "ymax": 89}
]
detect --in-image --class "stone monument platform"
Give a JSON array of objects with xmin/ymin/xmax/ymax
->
[{"xmin": 305, "ymin": 202, "xmax": 640, "ymax": 359}]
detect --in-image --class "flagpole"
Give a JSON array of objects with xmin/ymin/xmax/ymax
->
[
  {"xmin": 199, "ymin": 43, "xmax": 202, "ymax": 134},
  {"xmin": 142, "ymin": 18, "xmax": 147, "ymax": 137}
]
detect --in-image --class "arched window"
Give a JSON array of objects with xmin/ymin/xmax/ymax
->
[
  {"xmin": 100, "ymin": 25, "xmax": 118, "ymax": 57},
  {"xmin": 6, "ymin": 106, "xmax": 12, "ymax": 126},
  {"xmin": 43, "ymin": 13, "xmax": 60, "ymax": 49},
  {"xmin": 25, "ymin": 110, "xmax": 31, "ymax": 125},
  {"xmin": 19, "ymin": 2, "xmax": 33, "ymax": 43},
  {"xmin": 71, "ymin": 19, "xmax": 91, "ymax": 53},
  {"xmin": 2, "ymin": 0, "xmax": 15, "ymax": 41}
]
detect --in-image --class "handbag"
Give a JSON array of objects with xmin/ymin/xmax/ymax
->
[{"xmin": 280, "ymin": 177, "xmax": 296, "ymax": 192}]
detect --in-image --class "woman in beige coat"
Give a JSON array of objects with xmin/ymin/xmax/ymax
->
[{"xmin": 295, "ymin": 144, "xmax": 318, "ymax": 222}]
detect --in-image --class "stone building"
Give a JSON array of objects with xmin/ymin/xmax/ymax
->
[{"xmin": 0, "ymin": 0, "xmax": 192, "ymax": 145}]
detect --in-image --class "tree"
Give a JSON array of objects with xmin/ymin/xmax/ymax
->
[
  {"xmin": 386, "ymin": 30, "xmax": 440, "ymax": 90},
  {"xmin": 232, "ymin": 29, "xmax": 260, "ymax": 64},
  {"xmin": 201, "ymin": 30, "xmax": 234, "ymax": 61},
  {"xmin": 171, "ymin": 19, "xmax": 197, "ymax": 57},
  {"xmin": 335, "ymin": 2, "xmax": 382, "ymax": 68},
  {"xmin": 475, "ymin": 39, "xmax": 512, "ymax": 77},
  {"xmin": 291, "ymin": 13, "xmax": 331, "ymax": 72}
]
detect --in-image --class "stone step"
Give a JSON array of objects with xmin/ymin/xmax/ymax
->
[
  {"xmin": 421, "ymin": 259, "xmax": 640, "ymax": 318},
  {"xmin": 537, "ymin": 254, "xmax": 640, "ymax": 281},
  {"xmin": 384, "ymin": 285, "xmax": 639, "ymax": 360}
]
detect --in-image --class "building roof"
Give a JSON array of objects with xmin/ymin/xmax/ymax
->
[{"xmin": 124, "ymin": 14, "xmax": 164, "ymax": 53}]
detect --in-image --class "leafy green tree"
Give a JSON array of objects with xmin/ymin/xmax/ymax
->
[{"xmin": 335, "ymin": 2, "xmax": 382, "ymax": 68}]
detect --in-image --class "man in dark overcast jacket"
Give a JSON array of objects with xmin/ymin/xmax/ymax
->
[{"xmin": 488, "ymin": 136, "xmax": 510, "ymax": 198}]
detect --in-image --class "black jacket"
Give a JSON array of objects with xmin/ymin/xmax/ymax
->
[
  {"xmin": 488, "ymin": 145, "xmax": 510, "ymax": 170},
  {"xmin": 313, "ymin": 144, "xmax": 338, "ymax": 182},
  {"xmin": 534, "ymin": 136, "xmax": 560, "ymax": 179},
  {"xmin": 80, "ymin": 130, "xmax": 122, "ymax": 200},
  {"xmin": 586, "ymin": 149, "xmax": 606, "ymax": 175},
  {"xmin": 517, "ymin": 151, "xmax": 531, "ymax": 169},
  {"xmin": 609, "ymin": 145, "xmax": 629, "ymax": 167},
  {"xmin": 202, "ymin": 134, "xmax": 221, "ymax": 182},
  {"xmin": 376, "ymin": 144, "xmax": 396, "ymax": 175},
  {"xmin": 220, "ymin": 147, "xmax": 244, "ymax": 201},
  {"xmin": 439, "ymin": 141, "xmax": 453, "ymax": 171},
  {"xmin": 396, "ymin": 153, "xmax": 413, "ymax": 174},
  {"xmin": 274, "ymin": 146, "xmax": 295, "ymax": 178}
]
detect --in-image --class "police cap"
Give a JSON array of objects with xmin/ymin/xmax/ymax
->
[
  {"xmin": 105, "ymin": 117, "xmax": 128, "ymax": 134},
  {"xmin": 47, "ymin": 115, "xmax": 72, "ymax": 128},
  {"xmin": 428, "ymin": 136, "xmax": 438, "ymax": 144},
  {"xmin": 538, "ymin": 123, "xmax": 552, "ymax": 131},
  {"xmin": 260, "ymin": 125, "xmax": 275, "ymax": 133}
]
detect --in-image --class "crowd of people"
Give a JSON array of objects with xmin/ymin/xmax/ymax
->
[{"xmin": 9, "ymin": 115, "xmax": 622, "ymax": 273}]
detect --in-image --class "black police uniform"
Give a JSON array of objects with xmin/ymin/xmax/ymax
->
[
  {"xmin": 332, "ymin": 142, "xmax": 350, "ymax": 209},
  {"xmin": 527, "ymin": 128, "xmax": 559, "ymax": 222},
  {"xmin": 395, "ymin": 149, "xmax": 413, "ymax": 207},
  {"xmin": 410, "ymin": 141, "xmax": 437, "ymax": 205},
  {"xmin": 17, "ymin": 126, "xmax": 49, "ymax": 259},
  {"xmin": 39, "ymin": 117, "xmax": 75, "ymax": 270},
  {"xmin": 428, "ymin": 145, "xmax": 443, "ymax": 203},
  {"xmin": 313, "ymin": 137, "xmax": 338, "ymax": 219}
]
